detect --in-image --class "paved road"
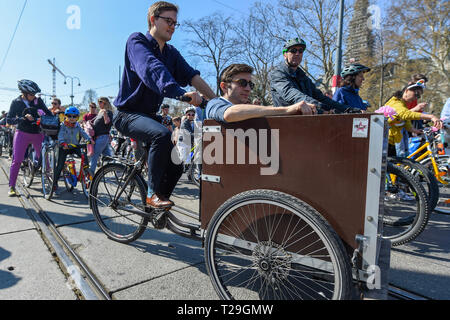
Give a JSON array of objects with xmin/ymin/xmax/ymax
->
[{"xmin": 0, "ymin": 154, "xmax": 449, "ymax": 300}]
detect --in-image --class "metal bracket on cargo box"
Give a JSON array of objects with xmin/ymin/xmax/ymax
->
[
  {"xmin": 203, "ymin": 126, "xmax": 221, "ymax": 133},
  {"xmin": 202, "ymin": 174, "xmax": 221, "ymax": 184}
]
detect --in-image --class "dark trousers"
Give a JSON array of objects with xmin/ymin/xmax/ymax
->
[
  {"xmin": 54, "ymin": 147, "xmax": 85, "ymax": 186},
  {"xmin": 113, "ymin": 111, "xmax": 183, "ymax": 197}
]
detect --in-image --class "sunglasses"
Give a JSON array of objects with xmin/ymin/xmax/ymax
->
[
  {"xmin": 155, "ymin": 15, "xmax": 180, "ymax": 28},
  {"xmin": 288, "ymin": 48, "xmax": 305, "ymax": 54},
  {"xmin": 51, "ymin": 102, "xmax": 59, "ymax": 105},
  {"xmin": 231, "ymin": 79, "xmax": 255, "ymax": 90},
  {"xmin": 67, "ymin": 115, "xmax": 78, "ymax": 119},
  {"xmin": 187, "ymin": 113, "xmax": 195, "ymax": 116}
]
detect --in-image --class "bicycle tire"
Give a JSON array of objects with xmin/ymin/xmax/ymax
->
[
  {"xmin": 41, "ymin": 146, "xmax": 56, "ymax": 200},
  {"xmin": 63, "ymin": 164, "xmax": 75, "ymax": 193},
  {"xmin": 22, "ymin": 146, "xmax": 35, "ymax": 187},
  {"xmin": 0, "ymin": 134, "xmax": 3, "ymax": 157},
  {"xmin": 389, "ymin": 157, "xmax": 439, "ymax": 211},
  {"xmin": 81, "ymin": 167, "xmax": 92, "ymax": 199},
  {"xmin": 205, "ymin": 189, "xmax": 353, "ymax": 300},
  {"xmin": 90, "ymin": 163, "xmax": 149, "ymax": 243},
  {"xmin": 382, "ymin": 163, "xmax": 430, "ymax": 246},
  {"xmin": 188, "ymin": 163, "xmax": 201, "ymax": 188},
  {"xmin": 421, "ymin": 155, "xmax": 450, "ymax": 214}
]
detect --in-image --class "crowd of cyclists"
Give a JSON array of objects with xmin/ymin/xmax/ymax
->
[{"xmin": 0, "ymin": 0, "xmax": 447, "ymax": 214}]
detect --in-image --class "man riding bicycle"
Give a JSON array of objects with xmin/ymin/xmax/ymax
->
[
  {"xmin": 270, "ymin": 38, "xmax": 360, "ymax": 114},
  {"xmin": 113, "ymin": 1, "xmax": 216, "ymax": 209}
]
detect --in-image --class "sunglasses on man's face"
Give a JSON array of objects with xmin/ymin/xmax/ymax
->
[
  {"xmin": 187, "ymin": 113, "xmax": 195, "ymax": 116},
  {"xmin": 231, "ymin": 79, "xmax": 255, "ymax": 90},
  {"xmin": 288, "ymin": 48, "xmax": 305, "ymax": 54},
  {"xmin": 155, "ymin": 15, "xmax": 180, "ymax": 28}
]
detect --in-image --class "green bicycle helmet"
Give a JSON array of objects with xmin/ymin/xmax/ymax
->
[
  {"xmin": 283, "ymin": 38, "xmax": 307, "ymax": 53},
  {"xmin": 341, "ymin": 63, "xmax": 371, "ymax": 78}
]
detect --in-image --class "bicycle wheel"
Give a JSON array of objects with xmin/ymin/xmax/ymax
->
[
  {"xmin": 421, "ymin": 155, "xmax": 450, "ymax": 214},
  {"xmin": 80, "ymin": 167, "xmax": 92, "ymax": 199},
  {"xmin": 205, "ymin": 189, "xmax": 353, "ymax": 300},
  {"xmin": 62, "ymin": 164, "xmax": 75, "ymax": 193},
  {"xmin": 382, "ymin": 163, "xmax": 430, "ymax": 246},
  {"xmin": 389, "ymin": 157, "xmax": 439, "ymax": 211},
  {"xmin": 0, "ymin": 134, "xmax": 3, "ymax": 157},
  {"xmin": 22, "ymin": 146, "xmax": 35, "ymax": 187},
  {"xmin": 90, "ymin": 163, "xmax": 149, "ymax": 243},
  {"xmin": 189, "ymin": 163, "xmax": 201, "ymax": 187},
  {"xmin": 41, "ymin": 147, "xmax": 56, "ymax": 200}
]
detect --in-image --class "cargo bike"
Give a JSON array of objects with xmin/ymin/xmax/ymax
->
[{"xmin": 88, "ymin": 113, "xmax": 388, "ymax": 300}]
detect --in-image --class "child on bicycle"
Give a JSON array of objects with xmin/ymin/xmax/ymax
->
[{"xmin": 52, "ymin": 107, "xmax": 94, "ymax": 192}]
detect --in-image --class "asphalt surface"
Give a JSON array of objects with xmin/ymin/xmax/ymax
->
[{"xmin": 0, "ymin": 154, "xmax": 449, "ymax": 300}]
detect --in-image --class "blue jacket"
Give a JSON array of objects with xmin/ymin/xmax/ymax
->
[
  {"xmin": 114, "ymin": 32, "xmax": 200, "ymax": 117},
  {"xmin": 332, "ymin": 86, "xmax": 367, "ymax": 111}
]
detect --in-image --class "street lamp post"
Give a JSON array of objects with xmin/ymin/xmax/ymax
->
[
  {"xmin": 64, "ymin": 76, "xmax": 81, "ymax": 106},
  {"xmin": 332, "ymin": 0, "xmax": 345, "ymax": 93}
]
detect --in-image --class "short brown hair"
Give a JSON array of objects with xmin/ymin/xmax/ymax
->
[
  {"xmin": 148, "ymin": 1, "xmax": 179, "ymax": 29},
  {"xmin": 52, "ymin": 98, "xmax": 61, "ymax": 105},
  {"xmin": 219, "ymin": 64, "xmax": 254, "ymax": 95}
]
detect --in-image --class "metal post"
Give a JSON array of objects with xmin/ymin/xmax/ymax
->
[
  {"xmin": 332, "ymin": 0, "xmax": 345, "ymax": 92},
  {"xmin": 64, "ymin": 76, "xmax": 81, "ymax": 106}
]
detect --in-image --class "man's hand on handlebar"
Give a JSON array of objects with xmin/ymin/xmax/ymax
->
[
  {"xmin": 288, "ymin": 101, "xmax": 317, "ymax": 115},
  {"xmin": 183, "ymin": 92, "xmax": 203, "ymax": 106}
]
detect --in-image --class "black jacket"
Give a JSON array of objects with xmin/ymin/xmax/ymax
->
[
  {"xmin": 270, "ymin": 63, "xmax": 349, "ymax": 113},
  {"xmin": 7, "ymin": 96, "xmax": 52, "ymax": 134}
]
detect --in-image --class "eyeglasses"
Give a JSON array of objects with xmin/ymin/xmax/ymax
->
[
  {"xmin": 288, "ymin": 48, "xmax": 305, "ymax": 54},
  {"xmin": 67, "ymin": 115, "xmax": 78, "ymax": 119},
  {"xmin": 231, "ymin": 79, "xmax": 255, "ymax": 90},
  {"xmin": 187, "ymin": 113, "xmax": 195, "ymax": 116},
  {"xmin": 155, "ymin": 15, "xmax": 180, "ymax": 28},
  {"xmin": 51, "ymin": 102, "xmax": 59, "ymax": 105}
]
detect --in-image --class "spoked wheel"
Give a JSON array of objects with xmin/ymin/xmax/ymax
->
[
  {"xmin": 205, "ymin": 189, "xmax": 353, "ymax": 300},
  {"xmin": 422, "ymin": 155, "xmax": 450, "ymax": 215},
  {"xmin": 22, "ymin": 146, "xmax": 35, "ymax": 187},
  {"xmin": 89, "ymin": 163, "xmax": 149, "ymax": 243},
  {"xmin": 81, "ymin": 167, "xmax": 92, "ymax": 199},
  {"xmin": 41, "ymin": 147, "xmax": 56, "ymax": 200},
  {"xmin": 189, "ymin": 163, "xmax": 201, "ymax": 187},
  {"xmin": 63, "ymin": 165, "xmax": 75, "ymax": 193},
  {"xmin": 382, "ymin": 163, "xmax": 430, "ymax": 246}
]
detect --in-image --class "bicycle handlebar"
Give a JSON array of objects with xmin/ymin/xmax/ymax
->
[{"xmin": 177, "ymin": 95, "xmax": 209, "ymax": 109}]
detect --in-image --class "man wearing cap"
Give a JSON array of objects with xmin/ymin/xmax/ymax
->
[{"xmin": 270, "ymin": 38, "xmax": 359, "ymax": 114}]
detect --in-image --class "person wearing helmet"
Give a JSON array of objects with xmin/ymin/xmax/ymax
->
[
  {"xmin": 270, "ymin": 38, "xmax": 359, "ymax": 114},
  {"xmin": 6, "ymin": 80, "xmax": 52, "ymax": 196},
  {"xmin": 385, "ymin": 80, "xmax": 442, "ymax": 156},
  {"xmin": 52, "ymin": 106, "xmax": 95, "ymax": 193},
  {"xmin": 332, "ymin": 63, "xmax": 371, "ymax": 111}
]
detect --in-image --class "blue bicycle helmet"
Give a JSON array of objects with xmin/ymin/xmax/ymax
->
[
  {"xmin": 18, "ymin": 80, "xmax": 41, "ymax": 95},
  {"xmin": 64, "ymin": 106, "xmax": 80, "ymax": 116}
]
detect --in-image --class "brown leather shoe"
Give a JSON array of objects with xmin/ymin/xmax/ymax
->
[{"xmin": 146, "ymin": 194, "xmax": 173, "ymax": 209}]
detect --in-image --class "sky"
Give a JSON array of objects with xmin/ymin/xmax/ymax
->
[
  {"xmin": 0, "ymin": 0, "xmax": 391, "ymax": 113},
  {"xmin": 0, "ymin": 0, "xmax": 272, "ymax": 112}
]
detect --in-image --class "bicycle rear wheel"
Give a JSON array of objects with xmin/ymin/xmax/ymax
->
[
  {"xmin": 421, "ymin": 155, "xmax": 450, "ymax": 215},
  {"xmin": 90, "ymin": 163, "xmax": 149, "ymax": 243},
  {"xmin": 81, "ymin": 167, "xmax": 92, "ymax": 199},
  {"xmin": 41, "ymin": 146, "xmax": 56, "ymax": 200},
  {"xmin": 205, "ymin": 189, "xmax": 353, "ymax": 300},
  {"xmin": 382, "ymin": 163, "xmax": 430, "ymax": 246}
]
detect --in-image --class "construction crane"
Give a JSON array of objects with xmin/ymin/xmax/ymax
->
[{"xmin": 47, "ymin": 58, "xmax": 66, "ymax": 97}]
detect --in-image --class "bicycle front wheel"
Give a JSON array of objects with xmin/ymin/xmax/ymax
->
[
  {"xmin": 205, "ymin": 189, "xmax": 353, "ymax": 300},
  {"xmin": 383, "ymin": 163, "xmax": 430, "ymax": 246},
  {"xmin": 90, "ymin": 163, "xmax": 149, "ymax": 243},
  {"xmin": 41, "ymin": 147, "xmax": 56, "ymax": 200},
  {"xmin": 22, "ymin": 146, "xmax": 35, "ymax": 187},
  {"xmin": 421, "ymin": 155, "xmax": 450, "ymax": 215}
]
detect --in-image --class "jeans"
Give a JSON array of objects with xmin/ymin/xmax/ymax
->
[
  {"xmin": 113, "ymin": 111, "xmax": 183, "ymax": 198},
  {"xmin": 395, "ymin": 128, "xmax": 409, "ymax": 157},
  {"xmin": 89, "ymin": 134, "xmax": 113, "ymax": 174}
]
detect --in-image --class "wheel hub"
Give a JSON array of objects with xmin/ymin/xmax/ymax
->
[{"xmin": 253, "ymin": 241, "xmax": 292, "ymax": 281}]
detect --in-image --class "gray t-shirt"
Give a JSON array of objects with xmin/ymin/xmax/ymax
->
[{"xmin": 205, "ymin": 97, "xmax": 233, "ymax": 123}]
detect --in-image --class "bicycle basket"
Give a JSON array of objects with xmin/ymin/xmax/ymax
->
[{"xmin": 40, "ymin": 115, "xmax": 60, "ymax": 136}]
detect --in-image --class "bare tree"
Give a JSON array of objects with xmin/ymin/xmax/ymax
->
[
  {"xmin": 386, "ymin": 0, "xmax": 450, "ymax": 107},
  {"xmin": 278, "ymin": 0, "xmax": 353, "ymax": 91},
  {"xmin": 233, "ymin": 2, "xmax": 284, "ymax": 104},
  {"xmin": 183, "ymin": 13, "xmax": 239, "ymax": 95}
]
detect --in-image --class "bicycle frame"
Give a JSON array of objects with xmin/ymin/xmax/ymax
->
[{"xmin": 407, "ymin": 134, "xmax": 448, "ymax": 185}]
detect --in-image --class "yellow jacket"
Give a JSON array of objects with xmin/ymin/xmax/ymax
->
[{"xmin": 386, "ymin": 96, "xmax": 422, "ymax": 145}]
